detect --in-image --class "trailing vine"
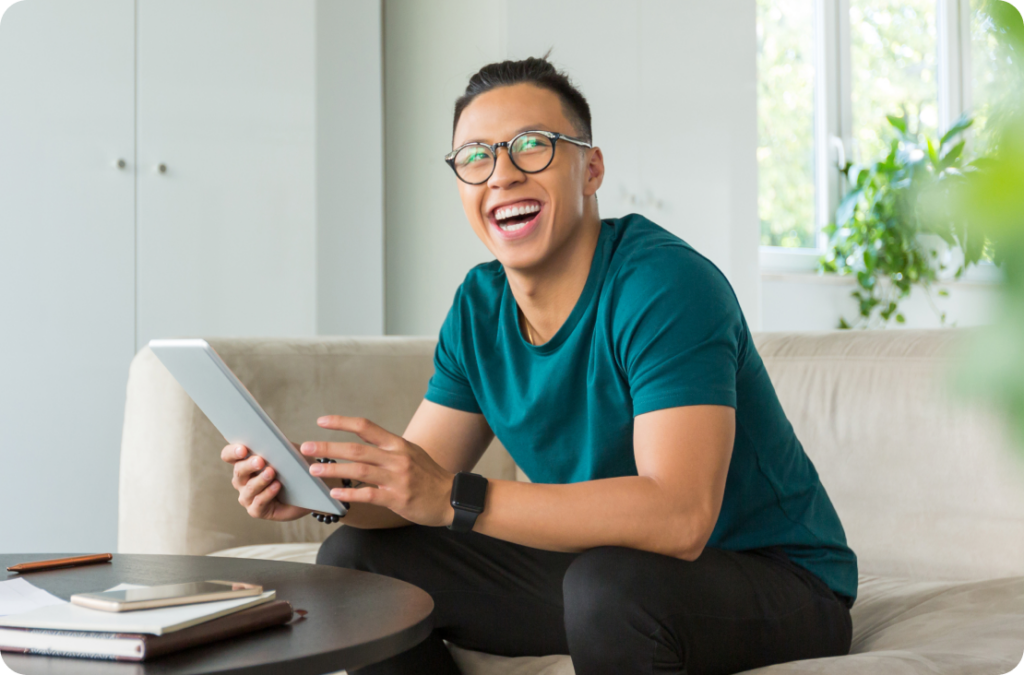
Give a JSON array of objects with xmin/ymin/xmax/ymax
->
[{"xmin": 820, "ymin": 113, "xmax": 986, "ymax": 329}]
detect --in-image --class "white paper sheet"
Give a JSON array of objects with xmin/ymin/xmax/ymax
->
[
  {"xmin": 0, "ymin": 578, "xmax": 66, "ymax": 617},
  {"xmin": 0, "ymin": 587, "xmax": 275, "ymax": 635}
]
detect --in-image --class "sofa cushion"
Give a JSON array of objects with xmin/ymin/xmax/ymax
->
[
  {"xmin": 211, "ymin": 544, "xmax": 1024, "ymax": 675},
  {"xmin": 754, "ymin": 331, "xmax": 1024, "ymax": 582}
]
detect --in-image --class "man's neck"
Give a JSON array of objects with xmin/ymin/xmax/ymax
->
[{"xmin": 506, "ymin": 213, "xmax": 602, "ymax": 345}]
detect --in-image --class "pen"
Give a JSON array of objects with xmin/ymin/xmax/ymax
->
[{"xmin": 6, "ymin": 553, "xmax": 113, "ymax": 573}]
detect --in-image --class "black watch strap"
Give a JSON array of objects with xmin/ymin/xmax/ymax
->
[{"xmin": 449, "ymin": 505, "xmax": 479, "ymax": 533}]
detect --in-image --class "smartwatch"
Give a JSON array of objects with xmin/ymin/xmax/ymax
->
[{"xmin": 448, "ymin": 472, "xmax": 488, "ymax": 533}]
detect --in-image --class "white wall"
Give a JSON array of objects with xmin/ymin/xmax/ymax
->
[{"xmin": 384, "ymin": 0, "xmax": 760, "ymax": 336}]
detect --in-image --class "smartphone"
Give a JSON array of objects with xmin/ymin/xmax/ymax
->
[{"xmin": 70, "ymin": 581, "xmax": 263, "ymax": 612}]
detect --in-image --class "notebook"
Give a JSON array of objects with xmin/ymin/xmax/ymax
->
[
  {"xmin": 0, "ymin": 584, "xmax": 276, "ymax": 636},
  {"xmin": 0, "ymin": 600, "xmax": 295, "ymax": 661}
]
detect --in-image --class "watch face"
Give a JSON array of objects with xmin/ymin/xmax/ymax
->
[{"xmin": 451, "ymin": 473, "xmax": 487, "ymax": 513}]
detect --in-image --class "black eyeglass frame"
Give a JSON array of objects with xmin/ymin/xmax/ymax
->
[{"xmin": 444, "ymin": 130, "xmax": 593, "ymax": 185}]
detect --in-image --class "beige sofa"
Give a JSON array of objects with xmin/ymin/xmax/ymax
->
[{"xmin": 119, "ymin": 330, "xmax": 1024, "ymax": 674}]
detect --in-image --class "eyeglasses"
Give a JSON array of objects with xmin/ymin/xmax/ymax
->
[{"xmin": 444, "ymin": 130, "xmax": 593, "ymax": 185}]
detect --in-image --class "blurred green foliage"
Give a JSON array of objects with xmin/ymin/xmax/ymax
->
[
  {"xmin": 947, "ymin": 1, "xmax": 1024, "ymax": 450},
  {"xmin": 970, "ymin": 0, "xmax": 1024, "ymax": 154},
  {"xmin": 821, "ymin": 113, "xmax": 982, "ymax": 329}
]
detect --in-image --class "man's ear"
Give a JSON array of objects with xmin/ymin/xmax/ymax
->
[{"xmin": 583, "ymin": 147, "xmax": 605, "ymax": 197}]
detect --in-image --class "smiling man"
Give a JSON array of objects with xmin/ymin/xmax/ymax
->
[{"xmin": 222, "ymin": 57, "xmax": 857, "ymax": 675}]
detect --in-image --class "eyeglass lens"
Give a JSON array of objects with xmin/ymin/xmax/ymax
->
[{"xmin": 453, "ymin": 133, "xmax": 554, "ymax": 184}]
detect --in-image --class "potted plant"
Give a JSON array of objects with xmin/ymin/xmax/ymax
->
[{"xmin": 819, "ymin": 113, "xmax": 987, "ymax": 328}]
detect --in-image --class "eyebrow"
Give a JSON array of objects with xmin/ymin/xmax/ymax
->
[{"xmin": 458, "ymin": 124, "xmax": 556, "ymax": 146}]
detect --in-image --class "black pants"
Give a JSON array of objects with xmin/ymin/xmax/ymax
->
[{"xmin": 317, "ymin": 525, "xmax": 852, "ymax": 675}]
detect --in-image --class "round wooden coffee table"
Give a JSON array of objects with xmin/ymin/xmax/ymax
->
[{"xmin": 1, "ymin": 553, "xmax": 433, "ymax": 674}]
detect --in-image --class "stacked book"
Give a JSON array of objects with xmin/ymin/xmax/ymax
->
[{"xmin": 0, "ymin": 583, "xmax": 295, "ymax": 662}]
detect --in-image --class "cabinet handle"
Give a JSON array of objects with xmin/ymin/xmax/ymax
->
[
  {"xmin": 115, "ymin": 159, "xmax": 126, "ymax": 169},
  {"xmin": 157, "ymin": 163, "xmax": 167, "ymax": 174}
]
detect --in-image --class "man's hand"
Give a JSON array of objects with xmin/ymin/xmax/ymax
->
[
  {"xmin": 220, "ymin": 444, "xmax": 311, "ymax": 522},
  {"xmin": 300, "ymin": 416, "xmax": 457, "ymax": 527}
]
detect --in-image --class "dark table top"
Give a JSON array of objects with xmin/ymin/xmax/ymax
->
[{"xmin": 1, "ymin": 553, "xmax": 433, "ymax": 675}]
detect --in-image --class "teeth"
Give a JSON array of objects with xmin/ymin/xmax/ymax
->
[
  {"xmin": 499, "ymin": 222, "xmax": 528, "ymax": 232},
  {"xmin": 494, "ymin": 202, "xmax": 540, "ymax": 222}
]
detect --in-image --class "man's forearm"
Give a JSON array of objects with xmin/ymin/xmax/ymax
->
[{"xmin": 471, "ymin": 476, "xmax": 716, "ymax": 561}]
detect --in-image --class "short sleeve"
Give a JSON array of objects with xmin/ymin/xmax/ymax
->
[
  {"xmin": 425, "ymin": 286, "xmax": 482, "ymax": 414},
  {"xmin": 613, "ymin": 246, "xmax": 743, "ymax": 417}
]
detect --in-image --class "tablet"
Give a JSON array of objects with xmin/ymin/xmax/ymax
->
[{"xmin": 148, "ymin": 339, "xmax": 346, "ymax": 517}]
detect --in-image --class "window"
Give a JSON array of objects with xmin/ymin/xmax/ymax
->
[{"xmin": 757, "ymin": 0, "xmax": 1007, "ymax": 259}]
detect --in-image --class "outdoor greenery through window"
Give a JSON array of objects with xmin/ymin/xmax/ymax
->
[
  {"xmin": 757, "ymin": 0, "xmax": 817, "ymax": 248},
  {"xmin": 757, "ymin": 0, "xmax": 1010, "ymax": 252},
  {"xmin": 850, "ymin": 0, "xmax": 938, "ymax": 163}
]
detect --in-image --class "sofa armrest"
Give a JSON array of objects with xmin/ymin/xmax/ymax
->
[{"xmin": 118, "ymin": 337, "xmax": 518, "ymax": 555}]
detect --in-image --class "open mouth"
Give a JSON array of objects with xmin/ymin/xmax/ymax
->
[{"xmin": 490, "ymin": 200, "xmax": 542, "ymax": 235}]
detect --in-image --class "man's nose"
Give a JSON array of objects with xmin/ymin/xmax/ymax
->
[{"xmin": 488, "ymin": 148, "xmax": 525, "ymax": 188}]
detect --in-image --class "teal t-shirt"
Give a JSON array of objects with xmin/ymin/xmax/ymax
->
[{"xmin": 425, "ymin": 214, "xmax": 858, "ymax": 601}]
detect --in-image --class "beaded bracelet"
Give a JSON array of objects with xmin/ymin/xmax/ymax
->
[{"xmin": 311, "ymin": 458, "xmax": 350, "ymax": 524}]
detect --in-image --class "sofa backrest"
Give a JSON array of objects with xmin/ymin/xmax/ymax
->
[
  {"xmin": 756, "ymin": 330, "xmax": 1024, "ymax": 581},
  {"xmin": 119, "ymin": 331, "xmax": 1024, "ymax": 580},
  {"xmin": 118, "ymin": 338, "xmax": 517, "ymax": 556}
]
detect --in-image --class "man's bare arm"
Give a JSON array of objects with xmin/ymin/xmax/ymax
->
[
  {"xmin": 306, "ymin": 405, "xmax": 734, "ymax": 559},
  {"xmin": 337, "ymin": 399, "xmax": 494, "ymax": 529},
  {"xmin": 471, "ymin": 405, "xmax": 734, "ymax": 559}
]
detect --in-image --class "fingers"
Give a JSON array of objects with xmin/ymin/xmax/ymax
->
[
  {"xmin": 221, "ymin": 444, "xmax": 249, "ymax": 464},
  {"xmin": 247, "ymin": 477, "xmax": 282, "ymax": 518},
  {"xmin": 316, "ymin": 416, "xmax": 397, "ymax": 448},
  {"xmin": 328, "ymin": 485, "xmax": 381, "ymax": 506},
  {"xmin": 309, "ymin": 459, "xmax": 388, "ymax": 485},
  {"xmin": 231, "ymin": 454, "xmax": 267, "ymax": 490},
  {"xmin": 238, "ymin": 464, "xmax": 277, "ymax": 513},
  {"xmin": 300, "ymin": 440, "xmax": 391, "ymax": 466}
]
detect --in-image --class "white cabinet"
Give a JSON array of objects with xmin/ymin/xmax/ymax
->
[
  {"xmin": 136, "ymin": 0, "xmax": 319, "ymax": 347},
  {"xmin": 135, "ymin": 0, "xmax": 383, "ymax": 348},
  {"xmin": 0, "ymin": 0, "xmax": 136, "ymax": 553},
  {"xmin": 0, "ymin": 0, "xmax": 383, "ymax": 553}
]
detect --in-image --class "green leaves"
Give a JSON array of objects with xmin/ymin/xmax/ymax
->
[
  {"xmin": 939, "ymin": 115, "xmax": 974, "ymax": 149},
  {"xmin": 887, "ymin": 114, "xmax": 908, "ymax": 134},
  {"xmin": 820, "ymin": 111, "xmax": 985, "ymax": 329},
  {"xmin": 939, "ymin": 140, "xmax": 965, "ymax": 170},
  {"xmin": 926, "ymin": 137, "xmax": 940, "ymax": 168}
]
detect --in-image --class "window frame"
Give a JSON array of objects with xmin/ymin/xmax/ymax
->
[{"xmin": 760, "ymin": 0, "xmax": 977, "ymax": 271}]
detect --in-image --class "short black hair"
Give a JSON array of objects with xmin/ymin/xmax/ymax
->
[{"xmin": 452, "ymin": 56, "xmax": 593, "ymax": 144}]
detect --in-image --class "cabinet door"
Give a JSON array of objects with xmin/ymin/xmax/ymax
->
[
  {"xmin": 0, "ymin": 0, "xmax": 135, "ymax": 552},
  {"xmin": 135, "ymin": 0, "xmax": 318, "ymax": 348}
]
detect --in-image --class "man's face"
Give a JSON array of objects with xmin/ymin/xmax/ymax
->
[{"xmin": 452, "ymin": 83, "xmax": 604, "ymax": 273}]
